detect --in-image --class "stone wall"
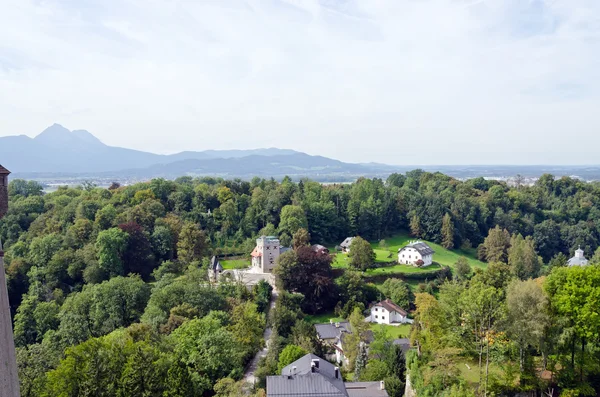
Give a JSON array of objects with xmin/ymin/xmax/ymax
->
[{"xmin": 0, "ymin": 183, "xmax": 7, "ymax": 219}]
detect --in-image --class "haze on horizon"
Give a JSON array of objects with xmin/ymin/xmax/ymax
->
[{"xmin": 1, "ymin": 0, "xmax": 599, "ymax": 166}]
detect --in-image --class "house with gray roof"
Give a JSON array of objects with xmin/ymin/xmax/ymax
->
[
  {"xmin": 398, "ymin": 241, "xmax": 435, "ymax": 266},
  {"xmin": 208, "ymin": 256, "xmax": 223, "ymax": 280},
  {"xmin": 340, "ymin": 237, "xmax": 355, "ymax": 253},
  {"xmin": 366, "ymin": 299, "xmax": 412, "ymax": 325},
  {"xmin": 267, "ymin": 354, "xmax": 388, "ymax": 397},
  {"xmin": 314, "ymin": 321, "xmax": 374, "ymax": 365},
  {"xmin": 567, "ymin": 246, "xmax": 589, "ymax": 267}
]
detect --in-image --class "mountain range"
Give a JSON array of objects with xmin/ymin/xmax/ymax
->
[
  {"xmin": 3, "ymin": 125, "xmax": 600, "ymax": 182},
  {"xmin": 0, "ymin": 124, "xmax": 389, "ymax": 180}
]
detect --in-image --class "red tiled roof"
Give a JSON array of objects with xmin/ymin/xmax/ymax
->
[
  {"xmin": 376, "ymin": 299, "xmax": 408, "ymax": 316},
  {"xmin": 251, "ymin": 247, "xmax": 262, "ymax": 257},
  {"xmin": 0, "ymin": 165, "xmax": 10, "ymax": 174}
]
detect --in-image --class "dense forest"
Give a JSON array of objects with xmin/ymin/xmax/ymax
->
[{"xmin": 1, "ymin": 171, "xmax": 600, "ymax": 396}]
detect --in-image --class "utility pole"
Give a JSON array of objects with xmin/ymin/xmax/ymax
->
[{"xmin": 0, "ymin": 164, "xmax": 20, "ymax": 397}]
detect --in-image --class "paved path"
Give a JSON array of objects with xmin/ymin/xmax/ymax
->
[{"xmin": 243, "ymin": 289, "xmax": 278, "ymax": 385}]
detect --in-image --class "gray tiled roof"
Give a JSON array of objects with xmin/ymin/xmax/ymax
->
[
  {"xmin": 398, "ymin": 241, "xmax": 434, "ymax": 256},
  {"xmin": 268, "ymin": 354, "xmax": 389, "ymax": 397},
  {"xmin": 314, "ymin": 322, "xmax": 351, "ymax": 340},
  {"xmin": 345, "ymin": 381, "xmax": 389, "ymax": 397},
  {"xmin": 210, "ymin": 256, "xmax": 223, "ymax": 271},
  {"xmin": 340, "ymin": 237, "xmax": 354, "ymax": 248},
  {"xmin": 267, "ymin": 374, "xmax": 348, "ymax": 396},
  {"xmin": 392, "ymin": 338, "xmax": 411, "ymax": 354},
  {"xmin": 270, "ymin": 354, "xmax": 347, "ymax": 397},
  {"xmin": 375, "ymin": 299, "xmax": 408, "ymax": 316}
]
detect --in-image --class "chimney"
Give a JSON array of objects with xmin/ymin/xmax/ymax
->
[
  {"xmin": 334, "ymin": 367, "xmax": 339, "ymax": 379},
  {"xmin": 335, "ymin": 322, "xmax": 340, "ymax": 328},
  {"xmin": 311, "ymin": 358, "xmax": 320, "ymax": 369},
  {"xmin": 380, "ymin": 380, "xmax": 385, "ymax": 390},
  {"xmin": 292, "ymin": 366, "xmax": 297, "ymax": 375}
]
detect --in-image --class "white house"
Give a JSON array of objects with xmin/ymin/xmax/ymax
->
[
  {"xmin": 568, "ymin": 246, "xmax": 589, "ymax": 267},
  {"xmin": 251, "ymin": 236, "xmax": 291, "ymax": 273},
  {"xmin": 367, "ymin": 299, "xmax": 412, "ymax": 325},
  {"xmin": 340, "ymin": 237, "xmax": 354, "ymax": 253},
  {"xmin": 397, "ymin": 241, "xmax": 434, "ymax": 266}
]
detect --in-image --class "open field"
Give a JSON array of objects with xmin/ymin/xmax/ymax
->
[{"xmin": 332, "ymin": 232, "xmax": 486, "ymax": 272}]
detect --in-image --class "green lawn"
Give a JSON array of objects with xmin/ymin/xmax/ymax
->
[
  {"xmin": 332, "ymin": 232, "xmax": 485, "ymax": 271},
  {"xmin": 304, "ymin": 312, "xmax": 345, "ymax": 324},
  {"xmin": 220, "ymin": 259, "xmax": 250, "ymax": 270},
  {"xmin": 457, "ymin": 360, "xmax": 503, "ymax": 386},
  {"xmin": 370, "ymin": 323, "xmax": 411, "ymax": 339}
]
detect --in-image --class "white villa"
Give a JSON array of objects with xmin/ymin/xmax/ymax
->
[
  {"xmin": 251, "ymin": 236, "xmax": 291, "ymax": 273},
  {"xmin": 398, "ymin": 241, "xmax": 435, "ymax": 266},
  {"xmin": 568, "ymin": 246, "xmax": 589, "ymax": 267},
  {"xmin": 366, "ymin": 299, "xmax": 412, "ymax": 325}
]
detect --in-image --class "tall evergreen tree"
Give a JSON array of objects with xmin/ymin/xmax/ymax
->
[{"xmin": 441, "ymin": 213, "xmax": 454, "ymax": 249}]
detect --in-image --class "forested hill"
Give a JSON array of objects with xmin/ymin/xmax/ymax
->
[{"xmin": 1, "ymin": 171, "xmax": 600, "ymax": 395}]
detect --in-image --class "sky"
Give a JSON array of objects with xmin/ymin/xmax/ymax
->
[{"xmin": 1, "ymin": 0, "xmax": 599, "ymax": 165}]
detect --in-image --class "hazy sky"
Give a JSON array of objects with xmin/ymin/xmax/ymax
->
[{"xmin": 1, "ymin": 0, "xmax": 599, "ymax": 165}]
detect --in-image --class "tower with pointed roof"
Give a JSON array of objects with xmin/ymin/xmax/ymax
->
[{"xmin": 0, "ymin": 164, "xmax": 20, "ymax": 396}]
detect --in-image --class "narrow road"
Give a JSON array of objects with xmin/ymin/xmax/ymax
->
[{"xmin": 243, "ymin": 289, "xmax": 278, "ymax": 385}]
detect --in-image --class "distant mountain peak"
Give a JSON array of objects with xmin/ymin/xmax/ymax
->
[{"xmin": 34, "ymin": 124, "xmax": 105, "ymax": 148}]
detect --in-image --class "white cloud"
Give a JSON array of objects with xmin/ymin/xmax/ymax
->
[{"xmin": 1, "ymin": 0, "xmax": 599, "ymax": 165}]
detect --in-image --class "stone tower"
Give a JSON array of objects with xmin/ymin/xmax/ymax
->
[{"xmin": 0, "ymin": 164, "xmax": 20, "ymax": 397}]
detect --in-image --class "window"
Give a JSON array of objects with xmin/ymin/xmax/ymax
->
[
  {"xmin": 375, "ymin": 308, "xmax": 378, "ymax": 311},
  {"xmin": 382, "ymin": 316, "xmax": 385, "ymax": 320},
  {"xmin": 375, "ymin": 315, "xmax": 378, "ymax": 319}
]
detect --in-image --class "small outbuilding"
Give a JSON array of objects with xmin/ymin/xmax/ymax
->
[
  {"xmin": 208, "ymin": 256, "xmax": 223, "ymax": 280},
  {"xmin": 340, "ymin": 237, "xmax": 354, "ymax": 253}
]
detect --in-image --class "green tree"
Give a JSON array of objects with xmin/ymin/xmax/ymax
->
[
  {"xmin": 480, "ymin": 226, "xmax": 511, "ymax": 263},
  {"xmin": 292, "ymin": 228, "xmax": 310, "ymax": 250},
  {"xmin": 453, "ymin": 257, "xmax": 472, "ymax": 281},
  {"xmin": 508, "ymin": 234, "xmax": 541, "ymax": 280},
  {"xmin": 95, "ymin": 228, "xmax": 129, "ymax": 276},
  {"xmin": 343, "ymin": 307, "xmax": 371, "ymax": 371},
  {"xmin": 380, "ymin": 278, "xmax": 412, "ymax": 309},
  {"xmin": 505, "ymin": 279, "xmax": 549, "ymax": 373},
  {"xmin": 177, "ymin": 222, "xmax": 208, "ymax": 264},
  {"xmin": 348, "ymin": 236, "xmax": 376, "ymax": 271},
  {"xmin": 410, "ymin": 214, "xmax": 422, "ymax": 238},
  {"xmin": 279, "ymin": 205, "xmax": 308, "ymax": 237},
  {"xmin": 441, "ymin": 213, "xmax": 454, "ymax": 249},
  {"xmin": 171, "ymin": 316, "xmax": 244, "ymax": 394},
  {"xmin": 354, "ymin": 342, "xmax": 368, "ymax": 380},
  {"xmin": 277, "ymin": 345, "xmax": 308, "ymax": 373}
]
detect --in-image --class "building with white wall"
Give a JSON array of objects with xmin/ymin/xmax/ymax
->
[
  {"xmin": 397, "ymin": 241, "xmax": 434, "ymax": 266},
  {"xmin": 367, "ymin": 299, "xmax": 411, "ymax": 325},
  {"xmin": 251, "ymin": 236, "xmax": 290, "ymax": 273}
]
